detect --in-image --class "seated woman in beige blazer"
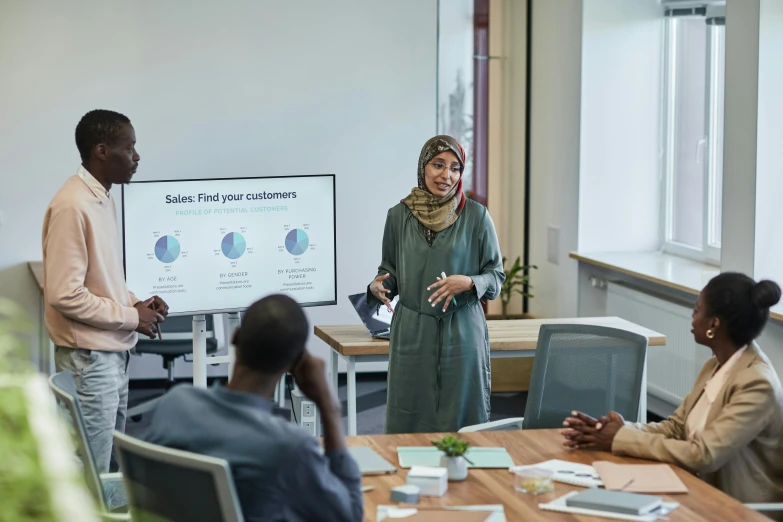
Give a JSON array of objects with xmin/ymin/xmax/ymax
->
[{"xmin": 561, "ymin": 272, "xmax": 783, "ymax": 505}]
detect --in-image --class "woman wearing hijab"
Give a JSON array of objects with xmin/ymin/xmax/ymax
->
[
  {"xmin": 367, "ymin": 135, "xmax": 505, "ymax": 433},
  {"xmin": 562, "ymin": 273, "xmax": 783, "ymax": 507}
]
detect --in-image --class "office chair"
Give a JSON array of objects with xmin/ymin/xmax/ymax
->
[
  {"xmin": 113, "ymin": 431, "xmax": 244, "ymax": 522},
  {"xmin": 128, "ymin": 314, "xmax": 219, "ymax": 420},
  {"xmin": 460, "ymin": 324, "xmax": 647, "ymax": 432},
  {"xmin": 48, "ymin": 372, "xmax": 129, "ymax": 517}
]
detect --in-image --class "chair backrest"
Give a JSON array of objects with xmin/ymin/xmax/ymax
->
[
  {"xmin": 48, "ymin": 371, "xmax": 108, "ymax": 511},
  {"xmin": 523, "ymin": 324, "xmax": 648, "ymax": 429},
  {"xmin": 113, "ymin": 432, "xmax": 244, "ymax": 522}
]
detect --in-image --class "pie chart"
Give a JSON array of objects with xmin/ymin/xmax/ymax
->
[
  {"xmin": 154, "ymin": 235, "xmax": 180, "ymax": 263},
  {"xmin": 285, "ymin": 229, "xmax": 309, "ymax": 256},
  {"xmin": 221, "ymin": 232, "xmax": 246, "ymax": 260}
]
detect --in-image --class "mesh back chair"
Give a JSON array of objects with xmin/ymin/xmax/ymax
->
[
  {"xmin": 460, "ymin": 324, "xmax": 648, "ymax": 432},
  {"xmin": 48, "ymin": 372, "xmax": 129, "ymax": 518},
  {"xmin": 113, "ymin": 432, "xmax": 244, "ymax": 522},
  {"xmin": 128, "ymin": 314, "xmax": 219, "ymax": 420}
]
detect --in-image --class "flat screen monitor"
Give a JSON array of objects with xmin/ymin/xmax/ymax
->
[{"xmin": 122, "ymin": 175, "xmax": 336, "ymax": 315}]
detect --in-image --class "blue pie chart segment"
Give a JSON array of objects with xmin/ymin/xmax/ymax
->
[
  {"xmin": 221, "ymin": 232, "xmax": 246, "ymax": 260},
  {"xmin": 285, "ymin": 229, "xmax": 309, "ymax": 256},
  {"xmin": 154, "ymin": 235, "xmax": 180, "ymax": 263}
]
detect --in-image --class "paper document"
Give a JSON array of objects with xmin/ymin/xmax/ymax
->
[
  {"xmin": 397, "ymin": 447, "xmax": 514, "ymax": 469},
  {"xmin": 593, "ymin": 461, "xmax": 688, "ymax": 494},
  {"xmin": 377, "ymin": 505, "xmax": 505, "ymax": 521},
  {"xmin": 510, "ymin": 459, "xmax": 602, "ymax": 488}
]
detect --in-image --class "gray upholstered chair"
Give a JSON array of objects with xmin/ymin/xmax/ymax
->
[
  {"xmin": 113, "ymin": 431, "xmax": 244, "ymax": 522},
  {"xmin": 128, "ymin": 314, "xmax": 219, "ymax": 420},
  {"xmin": 460, "ymin": 324, "xmax": 648, "ymax": 432}
]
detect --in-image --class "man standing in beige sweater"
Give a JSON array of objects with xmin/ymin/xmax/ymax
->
[{"xmin": 43, "ymin": 109, "xmax": 169, "ymax": 473}]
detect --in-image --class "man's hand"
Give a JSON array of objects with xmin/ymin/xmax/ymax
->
[
  {"xmin": 561, "ymin": 410, "xmax": 624, "ymax": 451},
  {"xmin": 134, "ymin": 297, "xmax": 164, "ymax": 339},
  {"xmin": 292, "ymin": 352, "xmax": 339, "ymax": 413},
  {"xmin": 150, "ymin": 295, "xmax": 169, "ymax": 316}
]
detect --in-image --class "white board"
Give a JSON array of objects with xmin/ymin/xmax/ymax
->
[{"xmin": 122, "ymin": 175, "xmax": 336, "ymax": 315}]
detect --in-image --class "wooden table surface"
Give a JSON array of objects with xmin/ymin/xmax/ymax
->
[
  {"xmin": 315, "ymin": 317, "xmax": 666, "ymax": 356},
  {"xmin": 350, "ymin": 430, "xmax": 765, "ymax": 522}
]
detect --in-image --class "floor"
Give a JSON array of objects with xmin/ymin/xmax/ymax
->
[{"xmin": 125, "ymin": 373, "xmax": 529, "ymax": 438}]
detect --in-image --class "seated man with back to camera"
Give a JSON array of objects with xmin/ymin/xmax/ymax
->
[{"xmin": 143, "ymin": 294, "xmax": 363, "ymax": 522}]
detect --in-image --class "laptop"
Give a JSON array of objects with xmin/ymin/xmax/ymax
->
[
  {"xmin": 347, "ymin": 446, "xmax": 397, "ymax": 475},
  {"xmin": 348, "ymin": 293, "xmax": 395, "ymax": 339}
]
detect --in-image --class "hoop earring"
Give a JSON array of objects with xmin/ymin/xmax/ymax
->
[{"xmin": 706, "ymin": 329, "xmax": 715, "ymax": 339}]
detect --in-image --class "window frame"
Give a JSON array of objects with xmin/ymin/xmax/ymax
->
[{"xmin": 660, "ymin": 13, "xmax": 724, "ymax": 266}]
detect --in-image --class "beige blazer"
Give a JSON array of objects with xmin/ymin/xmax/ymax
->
[{"xmin": 613, "ymin": 342, "xmax": 783, "ymax": 504}]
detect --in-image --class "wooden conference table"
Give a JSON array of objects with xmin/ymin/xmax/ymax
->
[
  {"xmin": 350, "ymin": 429, "xmax": 766, "ymax": 521},
  {"xmin": 315, "ymin": 317, "xmax": 666, "ymax": 436}
]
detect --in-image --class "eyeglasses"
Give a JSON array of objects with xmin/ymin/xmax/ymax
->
[{"xmin": 428, "ymin": 160, "xmax": 463, "ymax": 175}]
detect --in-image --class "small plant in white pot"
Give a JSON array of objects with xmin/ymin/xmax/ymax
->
[{"xmin": 432, "ymin": 435, "xmax": 473, "ymax": 481}]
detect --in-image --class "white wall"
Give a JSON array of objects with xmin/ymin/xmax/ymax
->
[
  {"xmin": 578, "ymin": 0, "xmax": 662, "ymax": 253},
  {"xmin": 754, "ymin": 0, "xmax": 783, "ymax": 293},
  {"xmin": 0, "ymin": 0, "xmax": 437, "ymax": 378},
  {"xmin": 528, "ymin": 0, "xmax": 583, "ymax": 318},
  {"xmin": 721, "ymin": 0, "xmax": 760, "ymax": 275}
]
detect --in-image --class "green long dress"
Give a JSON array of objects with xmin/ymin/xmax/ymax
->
[{"xmin": 368, "ymin": 199, "xmax": 505, "ymax": 433}]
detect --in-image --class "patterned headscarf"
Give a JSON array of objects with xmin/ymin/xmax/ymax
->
[{"xmin": 401, "ymin": 135, "xmax": 467, "ymax": 245}]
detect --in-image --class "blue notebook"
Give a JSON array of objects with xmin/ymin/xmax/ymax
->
[{"xmin": 397, "ymin": 447, "xmax": 514, "ymax": 469}]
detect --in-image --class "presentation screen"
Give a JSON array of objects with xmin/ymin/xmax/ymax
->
[{"xmin": 122, "ymin": 175, "xmax": 336, "ymax": 315}]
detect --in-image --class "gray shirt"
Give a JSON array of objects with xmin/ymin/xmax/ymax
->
[{"xmin": 143, "ymin": 384, "xmax": 363, "ymax": 522}]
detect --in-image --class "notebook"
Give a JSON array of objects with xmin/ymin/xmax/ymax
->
[
  {"xmin": 377, "ymin": 505, "xmax": 506, "ymax": 522},
  {"xmin": 347, "ymin": 446, "xmax": 397, "ymax": 475},
  {"xmin": 397, "ymin": 447, "xmax": 514, "ymax": 469},
  {"xmin": 509, "ymin": 459, "xmax": 603, "ymax": 488},
  {"xmin": 566, "ymin": 489, "xmax": 662, "ymax": 515},
  {"xmin": 593, "ymin": 461, "xmax": 688, "ymax": 494},
  {"xmin": 539, "ymin": 491, "xmax": 680, "ymax": 522}
]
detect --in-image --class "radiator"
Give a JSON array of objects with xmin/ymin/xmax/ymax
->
[{"xmin": 606, "ymin": 283, "xmax": 710, "ymax": 407}]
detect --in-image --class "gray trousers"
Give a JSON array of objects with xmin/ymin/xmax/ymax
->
[{"xmin": 55, "ymin": 347, "xmax": 130, "ymax": 474}]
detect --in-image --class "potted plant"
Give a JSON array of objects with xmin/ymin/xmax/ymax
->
[
  {"xmin": 431, "ymin": 435, "xmax": 473, "ymax": 481},
  {"xmin": 0, "ymin": 298, "xmax": 100, "ymax": 522},
  {"xmin": 499, "ymin": 256, "xmax": 536, "ymax": 319}
]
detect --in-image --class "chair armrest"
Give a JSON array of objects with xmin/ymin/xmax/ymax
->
[
  {"xmin": 458, "ymin": 417, "xmax": 525, "ymax": 433},
  {"xmin": 745, "ymin": 503, "xmax": 783, "ymax": 512},
  {"xmin": 99, "ymin": 472, "xmax": 123, "ymax": 484}
]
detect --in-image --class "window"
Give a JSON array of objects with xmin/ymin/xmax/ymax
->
[
  {"xmin": 437, "ymin": 0, "xmax": 489, "ymax": 205},
  {"xmin": 662, "ymin": 8, "xmax": 725, "ymax": 264}
]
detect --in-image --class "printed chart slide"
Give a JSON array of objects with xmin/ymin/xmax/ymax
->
[{"xmin": 122, "ymin": 175, "xmax": 336, "ymax": 314}]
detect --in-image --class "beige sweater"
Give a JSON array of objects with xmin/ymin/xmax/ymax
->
[{"xmin": 42, "ymin": 167, "xmax": 140, "ymax": 351}]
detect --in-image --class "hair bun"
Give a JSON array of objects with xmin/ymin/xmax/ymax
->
[{"xmin": 751, "ymin": 280, "xmax": 782, "ymax": 309}]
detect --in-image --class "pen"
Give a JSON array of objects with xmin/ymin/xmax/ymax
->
[
  {"xmin": 152, "ymin": 300, "xmax": 162, "ymax": 341},
  {"xmin": 440, "ymin": 272, "xmax": 458, "ymax": 308}
]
